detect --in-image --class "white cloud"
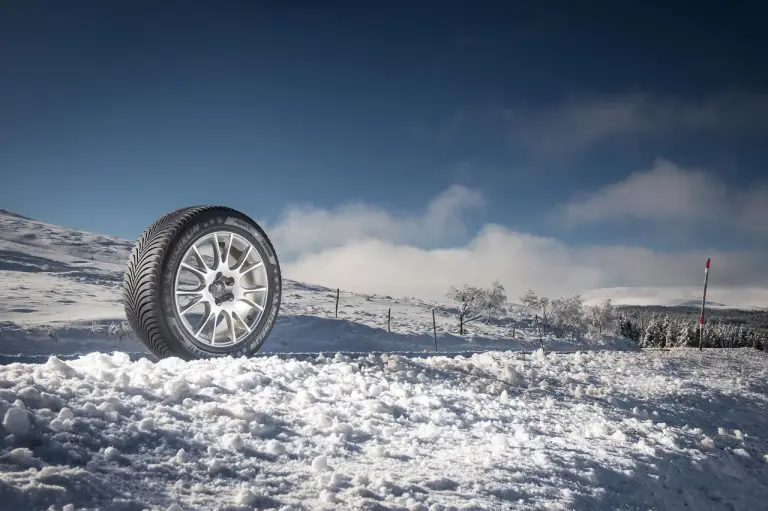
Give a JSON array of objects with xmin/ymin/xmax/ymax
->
[
  {"xmin": 559, "ymin": 159, "xmax": 768, "ymax": 237},
  {"xmin": 501, "ymin": 91, "xmax": 768, "ymax": 153},
  {"xmin": 270, "ymin": 185, "xmax": 484, "ymax": 259},
  {"xmin": 267, "ymin": 184, "xmax": 768, "ymax": 305}
]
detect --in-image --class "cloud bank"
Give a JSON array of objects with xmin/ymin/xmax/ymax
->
[
  {"xmin": 268, "ymin": 180, "xmax": 768, "ymax": 306},
  {"xmin": 441, "ymin": 91, "xmax": 768, "ymax": 156},
  {"xmin": 503, "ymin": 91, "xmax": 768, "ymax": 154},
  {"xmin": 559, "ymin": 159, "xmax": 768, "ymax": 237}
]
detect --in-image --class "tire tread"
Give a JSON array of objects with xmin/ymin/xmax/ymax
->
[{"xmin": 122, "ymin": 206, "xmax": 243, "ymax": 358}]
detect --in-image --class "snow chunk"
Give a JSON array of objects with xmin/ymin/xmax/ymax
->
[
  {"xmin": 417, "ymin": 422, "xmax": 441, "ymax": 442},
  {"xmin": 9, "ymin": 447, "xmax": 35, "ymax": 466},
  {"xmin": 176, "ymin": 448, "xmax": 189, "ymax": 463},
  {"xmin": 295, "ymin": 389, "xmax": 316, "ymax": 405},
  {"xmin": 49, "ymin": 418, "xmax": 71, "ymax": 432},
  {"xmin": 234, "ymin": 488, "xmax": 258, "ymax": 506},
  {"xmin": 370, "ymin": 445, "xmax": 388, "ymax": 457},
  {"xmin": 733, "ymin": 448, "xmax": 751, "ymax": 459},
  {"xmin": 3, "ymin": 407, "xmax": 30, "ymax": 435},
  {"xmin": 265, "ymin": 439, "xmax": 285, "ymax": 455},
  {"xmin": 104, "ymin": 447, "xmax": 120, "ymax": 461},
  {"xmin": 45, "ymin": 356, "xmax": 80, "ymax": 378},
  {"xmin": 502, "ymin": 365, "xmax": 524, "ymax": 384},
  {"xmin": 315, "ymin": 414, "xmax": 333, "ymax": 429},
  {"xmin": 164, "ymin": 379, "xmax": 193, "ymax": 401},
  {"xmin": 319, "ymin": 489, "xmax": 337, "ymax": 504},
  {"xmin": 138, "ymin": 417, "xmax": 155, "ymax": 431},
  {"xmin": 222, "ymin": 433, "xmax": 244, "ymax": 451},
  {"xmin": 311, "ymin": 455, "xmax": 328, "ymax": 473}
]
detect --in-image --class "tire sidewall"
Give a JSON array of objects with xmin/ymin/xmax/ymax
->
[{"xmin": 158, "ymin": 209, "xmax": 281, "ymax": 359}]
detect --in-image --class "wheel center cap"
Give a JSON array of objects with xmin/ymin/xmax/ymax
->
[{"xmin": 210, "ymin": 280, "xmax": 226, "ymax": 299}]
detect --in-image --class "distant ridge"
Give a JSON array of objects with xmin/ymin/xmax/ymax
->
[{"xmin": 0, "ymin": 209, "xmax": 34, "ymax": 221}]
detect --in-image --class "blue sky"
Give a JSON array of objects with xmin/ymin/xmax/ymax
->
[{"xmin": 2, "ymin": 1, "xmax": 768, "ymax": 302}]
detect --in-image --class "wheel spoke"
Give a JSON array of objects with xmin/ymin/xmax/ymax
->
[
  {"xmin": 234, "ymin": 245, "xmax": 252, "ymax": 272},
  {"xmin": 181, "ymin": 262, "xmax": 207, "ymax": 281},
  {"xmin": 239, "ymin": 260, "xmax": 263, "ymax": 277},
  {"xmin": 223, "ymin": 233, "xmax": 234, "ymax": 267},
  {"xmin": 210, "ymin": 311, "xmax": 221, "ymax": 345},
  {"xmin": 226, "ymin": 311, "xmax": 237, "ymax": 343},
  {"xmin": 211, "ymin": 234, "xmax": 221, "ymax": 268},
  {"xmin": 179, "ymin": 295, "xmax": 205, "ymax": 314},
  {"xmin": 195, "ymin": 310, "xmax": 216, "ymax": 336},
  {"xmin": 176, "ymin": 288, "xmax": 204, "ymax": 296},
  {"xmin": 232, "ymin": 310, "xmax": 252, "ymax": 333},
  {"xmin": 242, "ymin": 285, "xmax": 266, "ymax": 293},
  {"xmin": 238, "ymin": 297, "xmax": 264, "ymax": 312},
  {"xmin": 191, "ymin": 245, "xmax": 207, "ymax": 269}
]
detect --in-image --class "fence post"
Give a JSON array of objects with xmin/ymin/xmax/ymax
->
[
  {"xmin": 335, "ymin": 288, "xmax": 339, "ymax": 318},
  {"xmin": 432, "ymin": 309, "xmax": 438, "ymax": 351},
  {"xmin": 387, "ymin": 308, "xmax": 391, "ymax": 332},
  {"xmin": 536, "ymin": 314, "xmax": 544, "ymax": 350}
]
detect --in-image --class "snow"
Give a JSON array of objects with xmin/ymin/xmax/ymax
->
[
  {"xmin": 2, "ymin": 211, "xmax": 768, "ymax": 509},
  {"xmin": 0, "ymin": 349, "xmax": 765, "ymax": 509}
]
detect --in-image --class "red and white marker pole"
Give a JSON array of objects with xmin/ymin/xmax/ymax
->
[{"xmin": 699, "ymin": 258, "xmax": 711, "ymax": 351}]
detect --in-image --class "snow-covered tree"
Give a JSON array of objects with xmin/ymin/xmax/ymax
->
[
  {"xmin": 483, "ymin": 280, "xmax": 507, "ymax": 322},
  {"xmin": 598, "ymin": 298, "xmax": 615, "ymax": 333},
  {"xmin": 549, "ymin": 293, "xmax": 585, "ymax": 338},
  {"xmin": 446, "ymin": 281, "xmax": 507, "ymax": 335},
  {"xmin": 662, "ymin": 315, "xmax": 673, "ymax": 348},
  {"xmin": 586, "ymin": 298, "xmax": 616, "ymax": 335},
  {"xmin": 676, "ymin": 321, "xmax": 692, "ymax": 347},
  {"xmin": 519, "ymin": 289, "xmax": 539, "ymax": 313},
  {"xmin": 642, "ymin": 315, "xmax": 664, "ymax": 348},
  {"xmin": 446, "ymin": 285, "xmax": 484, "ymax": 335},
  {"xmin": 538, "ymin": 296, "xmax": 551, "ymax": 327}
]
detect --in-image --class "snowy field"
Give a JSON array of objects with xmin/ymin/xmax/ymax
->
[{"xmin": 2, "ymin": 210, "xmax": 768, "ymax": 510}]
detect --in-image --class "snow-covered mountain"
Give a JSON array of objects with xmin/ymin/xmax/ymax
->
[{"xmin": 1, "ymin": 210, "xmax": 768, "ymax": 511}]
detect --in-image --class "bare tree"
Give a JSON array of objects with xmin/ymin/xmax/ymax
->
[
  {"xmin": 586, "ymin": 298, "xmax": 616, "ymax": 335},
  {"xmin": 446, "ymin": 285, "xmax": 486, "ymax": 335},
  {"xmin": 519, "ymin": 289, "xmax": 539, "ymax": 312},
  {"xmin": 549, "ymin": 293, "xmax": 585, "ymax": 338},
  {"xmin": 446, "ymin": 280, "xmax": 507, "ymax": 335},
  {"xmin": 483, "ymin": 280, "xmax": 507, "ymax": 322}
]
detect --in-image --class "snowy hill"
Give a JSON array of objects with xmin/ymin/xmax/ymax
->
[
  {"xmin": 582, "ymin": 286, "xmax": 768, "ymax": 311},
  {"xmin": 0, "ymin": 210, "xmax": 632, "ymax": 362},
  {"xmin": 2, "ymin": 211, "xmax": 768, "ymax": 510}
]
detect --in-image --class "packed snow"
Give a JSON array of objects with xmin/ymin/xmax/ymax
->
[{"xmin": 3, "ymin": 210, "xmax": 768, "ymax": 510}]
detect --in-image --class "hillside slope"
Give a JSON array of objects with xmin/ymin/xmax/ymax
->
[{"xmin": 0, "ymin": 210, "xmax": 634, "ymax": 361}]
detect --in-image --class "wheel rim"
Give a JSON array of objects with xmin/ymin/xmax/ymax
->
[{"xmin": 173, "ymin": 231, "xmax": 269, "ymax": 348}]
